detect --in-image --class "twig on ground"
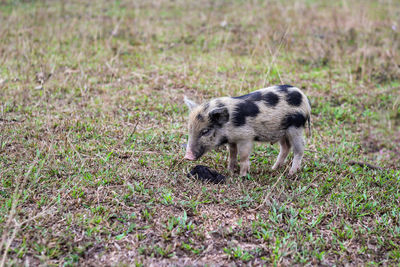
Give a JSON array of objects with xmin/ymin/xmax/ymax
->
[
  {"xmin": 168, "ymin": 157, "xmax": 186, "ymax": 172},
  {"xmin": 249, "ymin": 165, "xmax": 290, "ymax": 212},
  {"xmin": 348, "ymin": 160, "xmax": 383, "ymax": 170},
  {"xmin": 325, "ymin": 157, "xmax": 387, "ymax": 171},
  {"xmin": 0, "ymin": 118, "xmax": 23, "ymax": 123},
  {"xmin": 291, "ymin": 175, "xmax": 320, "ymax": 200},
  {"xmin": 0, "ymin": 155, "xmax": 39, "ymax": 267}
]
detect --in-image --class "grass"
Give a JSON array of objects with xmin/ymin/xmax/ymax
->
[{"xmin": 0, "ymin": 0, "xmax": 400, "ymax": 265}]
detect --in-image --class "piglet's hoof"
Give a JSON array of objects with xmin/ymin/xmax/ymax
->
[
  {"xmin": 187, "ymin": 165, "xmax": 226, "ymax": 184},
  {"xmin": 228, "ymin": 165, "xmax": 239, "ymax": 173}
]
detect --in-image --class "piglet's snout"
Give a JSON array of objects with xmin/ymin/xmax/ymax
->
[{"xmin": 184, "ymin": 149, "xmax": 196, "ymax": 161}]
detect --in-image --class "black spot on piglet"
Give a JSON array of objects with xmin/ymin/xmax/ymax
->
[
  {"xmin": 232, "ymin": 101, "xmax": 260, "ymax": 126},
  {"xmin": 281, "ymin": 112, "xmax": 307, "ymax": 129},
  {"xmin": 217, "ymin": 136, "xmax": 228, "ymax": 146},
  {"xmin": 286, "ymin": 91, "xmax": 302, "ymax": 106},
  {"xmin": 209, "ymin": 107, "xmax": 230, "ymax": 127},
  {"xmin": 187, "ymin": 165, "xmax": 226, "ymax": 184},
  {"xmin": 233, "ymin": 91, "xmax": 262, "ymax": 101},
  {"xmin": 276, "ymin": 84, "xmax": 293, "ymax": 93},
  {"xmin": 263, "ymin": 92, "xmax": 280, "ymax": 107}
]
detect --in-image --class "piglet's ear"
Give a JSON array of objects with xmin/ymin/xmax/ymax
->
[
  {"xmin": 184, "ymin": 96, "xmax": 198, "ymax": 110},
  {"xmin": 208, "ymin": 107, "xmax": 229, "ymax": 126}
]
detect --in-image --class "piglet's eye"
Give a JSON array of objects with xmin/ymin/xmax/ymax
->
[{"xmin": 201, "ymin": 128, "xmax": 211, "ymax": 136}]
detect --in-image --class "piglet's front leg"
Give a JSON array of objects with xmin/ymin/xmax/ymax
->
[
  {"xmin": 237, "ymin": 141, "xmax": 253, "ymax": 177},
  {"xmin": 228, "ymin": 143, "xmax": 238, "ymax": 172}
]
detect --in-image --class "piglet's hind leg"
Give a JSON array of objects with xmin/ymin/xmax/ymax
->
[
  {"xmin": 272, "ymin": 136, "xmax": 291, "ymax": 170},
  {"xmin": 287, "ymin": 127, "xmax": 305, "ymax": 176}
]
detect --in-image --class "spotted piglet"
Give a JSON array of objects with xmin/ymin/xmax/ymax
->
[{"xmin": 183, "ymin": 85, "xmax": 311, "ymax": 176}]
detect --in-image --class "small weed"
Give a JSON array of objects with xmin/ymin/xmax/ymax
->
[
  {"xmin": 181, "ymin": 240, "xmax": 203, "ymax": 255},
  {"xmin": 161, "ymin": 189, "xmax": 174, "ymax": 205},
  {"xmin": 224, "ymin": 246, "xmax": 254, "ymax": 262}
]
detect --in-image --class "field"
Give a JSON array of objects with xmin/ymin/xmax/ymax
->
[{"xmin": 1, "ymin": 0, "xmax": 400, "ymax": 265}]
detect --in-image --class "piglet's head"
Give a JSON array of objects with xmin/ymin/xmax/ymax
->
[{"xmin": 183, "ymin": 96, "xmax": 230, "ymax": 161}]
